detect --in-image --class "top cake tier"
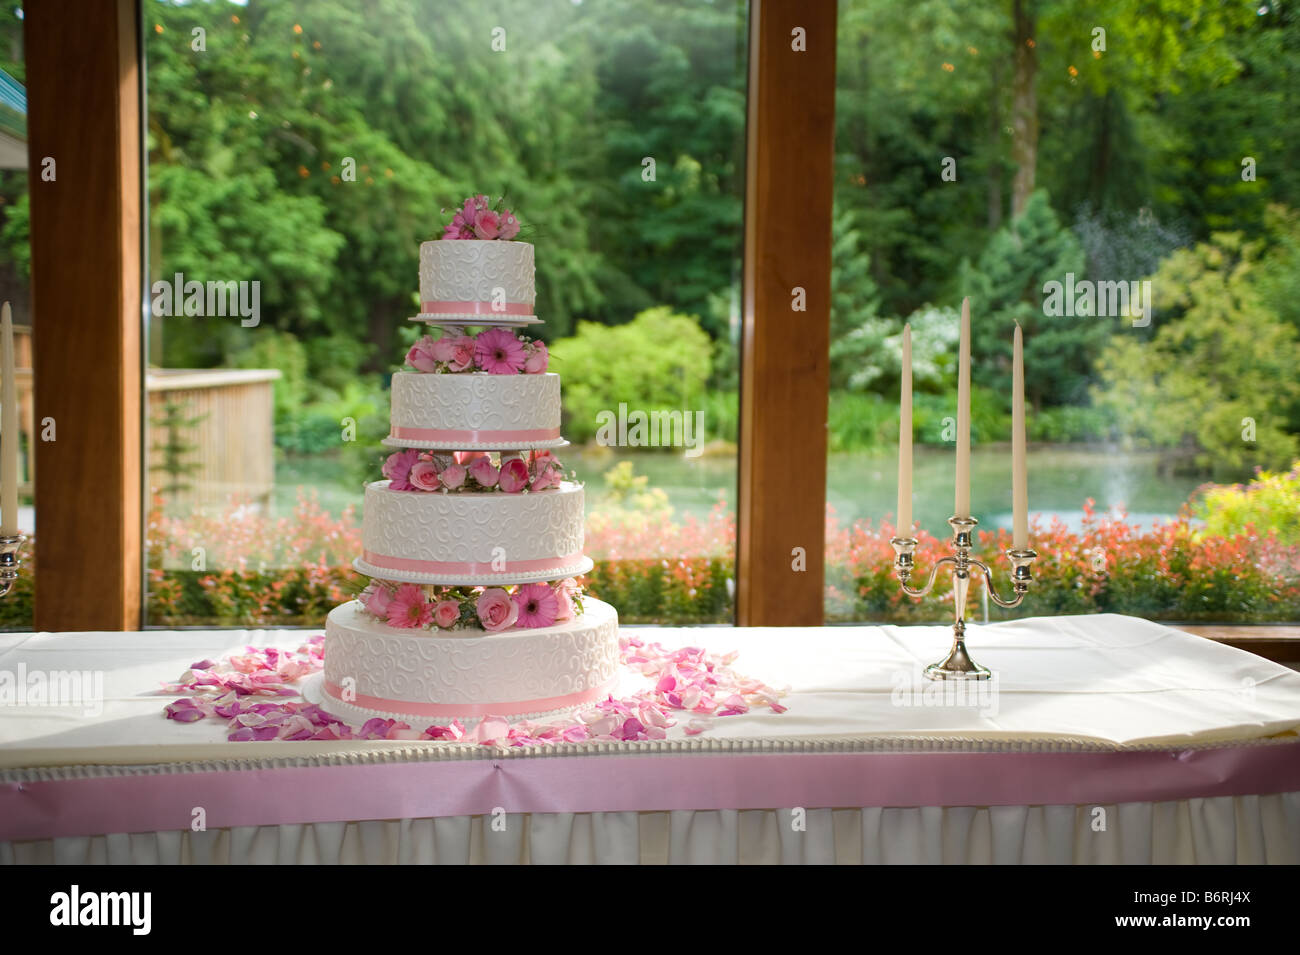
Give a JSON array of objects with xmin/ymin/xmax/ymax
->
[{"xmin": 415, "ymin": 240, "xmax": 539, "ymax": 324}]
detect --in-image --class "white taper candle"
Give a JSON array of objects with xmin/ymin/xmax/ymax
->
[
  {"xmin": 897, "ymin": 323, "xmax": 912, "ymax": 533},
  {"xmin": 1, "ymin": 303, "xmax": 17, "ymax": 537},
  {"xmin": 1012, "ymin": 322, "xmax": 1028, "ymax": 548},
  {"xmin": 955, "ymin": 297, "xmax": 971, "ymax": 519}
]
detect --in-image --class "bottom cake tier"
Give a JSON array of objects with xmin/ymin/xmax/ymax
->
[{"xmin": 317, "ymin": 597, "xmax": 620, "ymax": 725}]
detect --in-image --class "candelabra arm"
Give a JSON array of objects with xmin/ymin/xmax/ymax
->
[
  {"xmin": 977, "ymin": 549, "xmax": 1038, "ymax": 609},
  {"xmin": 890, "ymin": 536, "xmax": 958, "ymax": 597},
  {"xmin": 904, "ymin": 553, "xmax": 956, "ymax": 597}
]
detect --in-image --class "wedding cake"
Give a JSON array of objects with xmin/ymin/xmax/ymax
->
[{"xmin": 316, "ymin": 196, "xmax": 620, "ymax": 725}]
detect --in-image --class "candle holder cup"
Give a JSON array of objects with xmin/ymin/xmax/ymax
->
[
  {"xmin": 889, "ymin": 517, "xmax": 1036, "ymax": 680},
  {"xmin": 0, "ymin": 533, "xmax": 24, "ymax": 598}
]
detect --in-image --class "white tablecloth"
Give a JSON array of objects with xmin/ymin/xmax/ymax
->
[{"xmin": 2, "ymin": 614, "xmax": 1299, "ymax": 864}]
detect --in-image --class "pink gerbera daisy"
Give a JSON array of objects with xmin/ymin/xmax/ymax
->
[
  {"xmin": 386, "ymin": 583, "xmax": 433, "ymax": 629},
  {"xmin": 512, "ymin": 583, "xmax": 559, "ymax": 629},
  {"xmin": 474, "ymin": 327, "xmax": 527, "ymax": 374}
]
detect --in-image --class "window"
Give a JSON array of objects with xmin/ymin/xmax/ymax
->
[
  {"xmin": 0, "ymin": 3, "xmax": 31, "ymax": 631},
  {"xmin": 144, "ymin": 0, "xmax": 745, "ymax": 627},
  {"xmin": 828, "ymin": 0, "xmax": 1300, "ymax": 624}
]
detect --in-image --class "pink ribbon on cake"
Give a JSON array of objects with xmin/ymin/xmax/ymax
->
[
  {"xmin": 390, "ymin": 425, "xmax": 561, "ymax": 444},
  {"xmin": 321, "ymin": 678, "xmax": 616, "ymax": 718},
  {"xmin": 362, "ymin": 550, "xmax": 585, "ymax": 576},
  {"xmin": 420, "ymin": 300, "xmax": 534, "ymax": 316}
]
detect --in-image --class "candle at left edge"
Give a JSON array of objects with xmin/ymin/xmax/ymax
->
[{"xmin": 1, "ymin": 302, "xmax": 18, "ymax": 537}]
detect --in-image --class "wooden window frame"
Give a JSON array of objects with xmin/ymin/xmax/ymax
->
[
  {"xmin": 737, "ymin": 0, "xmax": 836, "ymax": 625},
  {"xmin": 24, "ymin": 1, "xmax": 143, "ymax": 634},
  {"xmin": 26, "ymin": 0, "xmax": 143, "ymax": 631},
  {"xmin": 22, "ymin": 0, "xmax": 840, "ymax": 631}
]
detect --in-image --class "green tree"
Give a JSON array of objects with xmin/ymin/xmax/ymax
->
[
  {"xmin": 960, "ymin": 190, "xmax": 1098, "ymax": 409},
  {"xmin": 150, "ymin": 398, "xmax": 207, "ymax": 498},
  {"xmin": 1092, "ymin": 232, "xmax": 1300, "ymax": 476}
]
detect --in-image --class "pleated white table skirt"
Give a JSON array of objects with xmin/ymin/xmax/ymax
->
[
  {"xmin": 5, "ymin": 792, "xmax": 1298, "ymax": 864},
  {"xmin": 4, "ymin": 615, "xmax": 1300, "ymax": 864}
]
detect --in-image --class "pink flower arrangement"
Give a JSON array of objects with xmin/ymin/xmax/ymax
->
[
  {"xmin": 441, "ymin": 194, "xmax": 522, "ymax": 241},
  {"xmin": 358, "ymin": 579, "xmax": 586, "ymax": 632},
  {"xmin": 405, "ymin": 328, "xmax": 548, "ymax": 375},
  {"xmin": 383, "ymin": 450, "xmax": 565, "ymax": 495},
  {"xmin": 476, "ymin": 588, "xmax": 519, "ymax": 632}
]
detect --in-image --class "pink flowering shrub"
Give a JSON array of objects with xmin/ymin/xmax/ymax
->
[{"xmin": 133, "ymin": 490, "xmax": 1300, "ymax": 630}]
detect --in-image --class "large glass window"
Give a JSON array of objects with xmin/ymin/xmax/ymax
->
[
  {"xmin": 144, "ymin": 0, "xmax": 745, "ymax": 627},
  {"xmin": 828, "ymin": 0, "xmax": 1300, "ymax": 623},
  {"xmin": 0, "ymin": 3, "xmax": 31, "ymax": 631}
]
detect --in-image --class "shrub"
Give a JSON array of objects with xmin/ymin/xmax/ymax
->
[
  {"xmin": 827, "ymin": 497, "xmax": 1300, "ymax": 623},
  {"xmin": 1195, "ymin": 461, "xmax": 1300, "ymax": 546},
  {"xmin": 6, "ymin": 479, "xmax": 1288, "ymax": 633},
  {"xmin": 552, "ymin": 307, "xmax": 713, "ymax": 444}
]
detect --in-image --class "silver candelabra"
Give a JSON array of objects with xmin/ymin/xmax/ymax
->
[
  {"xmin": 890, "ymin": 517, "xmax": 1037, "ymax": 680},
  {"xmin": 0, "ymin": 533, "xmax": 23, "ymax": 598}
]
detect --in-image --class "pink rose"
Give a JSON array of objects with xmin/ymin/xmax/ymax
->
[
  {"xmin": 383, "ymin": 448, "xmax": 420, "ymax": 490},
  {"xmin": 476, "ymin": 588, "xmax": 519, "ymax": 632},
  {"xmin": 499, "ymin": 211, "xmax": 521, "ymax": 240},
  {"xmin": 474, "ymin": 210, "xmax": 500, "ymax": 240},
  {"xmin": 430, "ymin": 334, "xmax": 459, "ymax": 363},
  {"xmin": 433, "ymin": 600, "xmax": 461, "ymax": 629},
  {"xmin": 439, "ymin": 463, "xmax": 467, "ymax": 489},
  {"xmin": 554, "ymin": 585, "xmax": 575, "ymax": 621},
  {"xmin": 408, "ymin": 460, "xmax": 440, "ymax": 491},
  {"xmin": 499, "ymin": 457, "xmax": 530, "ymax": 493},
  {"xmin": 530, "ymin": 464, "xmax": 562, "ymax": 492},
  {"xmin": 406, "ymin": 336, "xmax": 440, "ymax": 372},
  {"xmin": 524, "ymin": 340, "xmax": 548, "ymax": 374},
  {"xmin": 449, "ymin": 335, "xmax": 476, "ymax": 372},
  {"xmin": 363, "ymin": 584, "xmax": 393, "ymax": 617},
  {"xmin": 454, "ymin": 450, "xmax": 488, "ymax": 465},
  {"xmin": 530, "ymin": 449, "xmax": 558, "ymax": 470},
  {"xmin": 469, "ymin": 456, "xmax": 499, "ymax": 488}
]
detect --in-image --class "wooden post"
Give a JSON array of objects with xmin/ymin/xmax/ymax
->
[
  {"xmin": 26, "ymin": 0, "xmax": 143, "ymax": 631},
  {"xmin": 737, "ymin": 0, "xmax": 836, "ymax": 625}
]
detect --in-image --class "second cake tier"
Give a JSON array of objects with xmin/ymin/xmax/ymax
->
[
  {"xmin": 384, "ymin": 371, "xmax": 564, "ymax": 450},
  {"xmin": 356, "ymin": 479, "xmax": 593, "ymax": 585}
]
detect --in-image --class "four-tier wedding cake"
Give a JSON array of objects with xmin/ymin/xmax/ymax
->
[{"xmin": 315, "ymin": 196, "xmax": 620, "ymax": 726}]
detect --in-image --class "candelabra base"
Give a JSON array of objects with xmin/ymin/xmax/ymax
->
[{"xmin": 924, "ymin": 634, "xmax": 991, "ymax": 681}]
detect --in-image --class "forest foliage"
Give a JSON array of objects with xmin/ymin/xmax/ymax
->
[{"xmin": 1, "ymin": 0, "xmax": 1298, "ymax": 477}]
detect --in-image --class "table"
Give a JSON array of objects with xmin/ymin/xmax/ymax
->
[{"xmin": 2, "ymin": 613, "xmax": 1299, "ymax": 864}]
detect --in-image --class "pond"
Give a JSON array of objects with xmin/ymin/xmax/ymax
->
[{"xmin": 276, "ymin": 444, "xmax": 1210, "ymax": 538}]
